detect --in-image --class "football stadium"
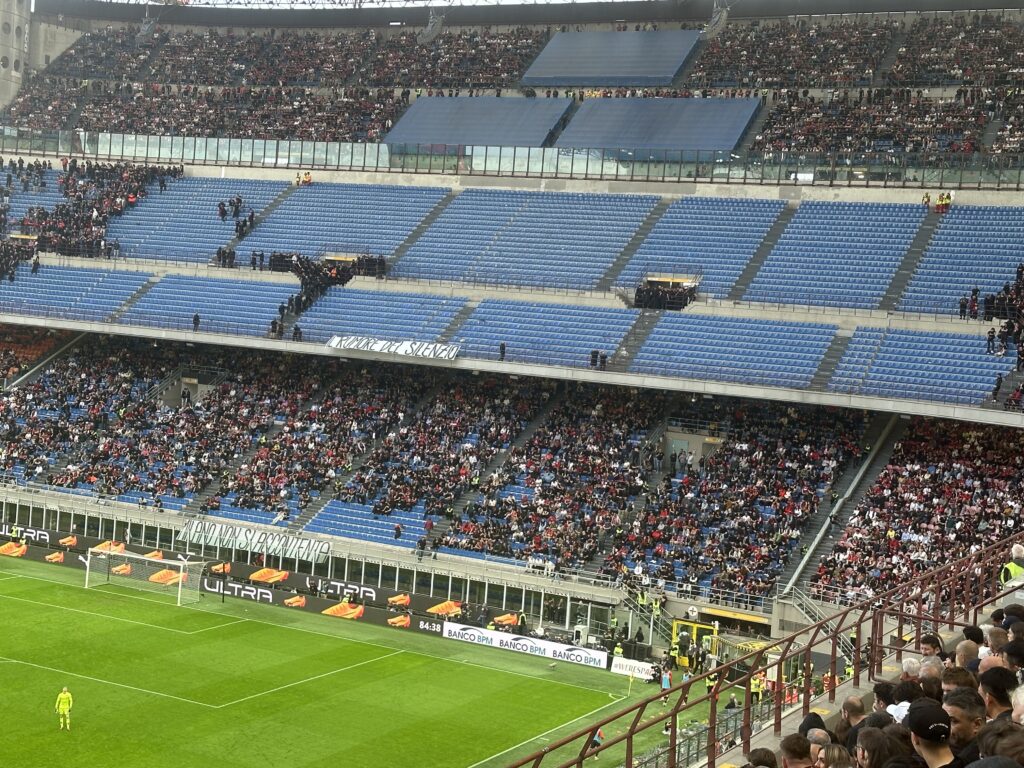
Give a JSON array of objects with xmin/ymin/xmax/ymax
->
[{"xmin": 5, "ymin": 0, "xmax": 1024, "ymax": 766}]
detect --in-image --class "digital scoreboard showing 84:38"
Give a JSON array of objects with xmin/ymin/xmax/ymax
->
[{"xmin": 418, "ymin": 620, "xmax": 444, "ymax": 634}]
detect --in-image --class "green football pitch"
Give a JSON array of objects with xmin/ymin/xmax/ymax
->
[{"xmin": 0, "ymin": 557, "xmax": 728, "ymax": 768}]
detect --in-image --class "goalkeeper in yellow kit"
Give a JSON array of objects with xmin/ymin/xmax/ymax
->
[{"xmin": 54, "ymin": 686, "xmax": 73, "ymax": 731}]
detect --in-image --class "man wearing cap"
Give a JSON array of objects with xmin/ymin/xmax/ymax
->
[{"xmin": 907, "ymin": 699, "xmax": 961, "ymax": 768}]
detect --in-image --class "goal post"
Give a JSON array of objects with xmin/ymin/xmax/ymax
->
[{"xmin": 84, "ymin": 546, "xmax": 207, "ymax": 606}]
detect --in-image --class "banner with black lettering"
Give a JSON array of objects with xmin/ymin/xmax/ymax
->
[
  {"xmin": 327, "ymin": 335, "xmax": 460, "ymax": 361},
  {"xmin": 176, "ymin": 520, "xmax": 331, "ymax": 564},
  {"xmin": 442, "ymin": 622, "xmax": 609, "ymax": 669}
]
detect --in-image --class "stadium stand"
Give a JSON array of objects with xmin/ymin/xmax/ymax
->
[
  {"xmin": 812, "ymin": 417, "xmax": 1024, "ymax": 603},
  {"xmin": 391, "ymin": 188, "xmax": 657, "ymax": 289},
  {"xmin": 554, "ymin": 98, "xmax": 761, "ymax": 155},
  {"xmin": 306, "ymin": 376, "xmax": 552, "ymax": 549},
  {"xmin": 828, "ymin": 327, "xmax": 1015, "ymax": 404},
  {"xmin": 604, "ymin": 400, "xmax": 865, "ymax": 600},
  {"xmin": 898, "ymin": 206, "xmax": 1024, "ymax": 315},
  {"xmin": 751, "ymin": 90, "xmax": 987, "ymax": 153},
  {"xmin": 355, "ymin": 28, "xmax": 547, "ymax": 88},
  {"xmin": 106, "ymin": 177, "xmax": 288, "ymax": 262},
  {"xmin": 6, "ymin": 168, "xmax": 65, "ymax": 223},
  {"xmin": 239, "ymin": 183, "xmax": 449, "ymax": 259},
  {"xmin": 616, "ymin": 197, "xmax": 786, "ymax": 298},
  {"xmin": 0, "ymin": 339, "xmax": 174, "ymax": 487},
  {"xmin": 688, "ymin": 20, "xmax": 895, "ymax": 88},
  {"xmin": 742, "ymin": 201, "xmax": 925, "ymax": 309},
  {"xmin": 299, "ymin": 288, "xmax": 468, "ymax": 344},
  {"xmin": 887, "ymin": 16, "xmax": 1024, "ymax": 86},
  {"xmin": 384, "ymin": 96, "xmax": 572, "ymax": 148},
  {"xmin": 117, "ymin": 275, "xmax": 298, "ymax": 337},
  {"xmin": 521, "ymin": 30, "xmax": 701, "ymax": 86},
  {"xmin": 452, "ymin": 300, "xmax": 639, "ymax": 367},
  {"xmin": 0, "ymin": 263, "xmax": 150, "ymax": 322},
  {"xmin": 212, "ymin": 367, "xmax": 425, "ymax": 526},
  {"xmin": 444, "ymin": 386, "xmax": 672, "ymax": 568},
  {"xmin": 0, "ymin": 325, "xmax": 65, "ymax": 382},
  {"xmin": 630, "ymin": 314, "xmax": 837, "ymax": 389}
]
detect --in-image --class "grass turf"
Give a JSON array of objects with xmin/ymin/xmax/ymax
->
[{"xmin": 0, "ymin": 557, "xmax": 731, "ymax": 768}]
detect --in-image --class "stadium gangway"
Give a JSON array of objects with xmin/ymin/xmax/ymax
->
[{"xmin": 507, "ymin": 529, "xmax": 1024, "ymax": 768}]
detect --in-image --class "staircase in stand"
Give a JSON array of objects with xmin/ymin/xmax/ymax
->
[
  {"xmin": 597, "ymin": 198, "xmax": 671, "ymax": 291},
  {"xmin": 437, "ymin": 298, "xmax": 481, "ymax": 344},
  {"xmin": 808, "ymin": 330, "xmax": 854, "ymax": 392},
  {"xmin": 608, "ymin": 309, "xmax": 664, "ymax": 372},
  {"xmin": 208, "ymin": 184, "xmax": 299, "ymax": 266},
  {"xmin": 877, "ymin": 208, "xmax": 942, "ymax": 312},
  {"xmin": 727, "ymin": 203, "xmax": 797, "ymax": 301},
  {"xmin": 107, "ymin": 276, "xmax": 162, "ymax": 322},
  {"xmin": 388, "ymin": 191, "xmax": 460, "ymax": 271}
]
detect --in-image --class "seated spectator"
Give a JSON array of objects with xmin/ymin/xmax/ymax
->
[
  {"xmin": 943, "ymin": 688, "xmax": 986, "ymax": 763},
  {"xmin": 979, "ymin": 668, "xmax": 1019, "ymax": 721}
]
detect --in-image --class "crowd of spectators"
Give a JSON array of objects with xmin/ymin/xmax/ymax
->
[
  {"xmin": 603, "ymin": 401, "xmax": 865, "ymax": 598},
  {"xmin": 811, "ymin": 418, "xmax": 1024, "ymax": 604},
  {"xmin": 690, "ymin": 20, "xmax": 896, "ymax": 89},
  {"xmin": 440, "ymin": 386, "xmax": 670, "ymax": 570},
  {"xmin": 753, "ymin": 628, "xmax": 1024, "ymax": 768},
  {"xmin": 25, "ymin": 159, "xmax": 181, "ymax": 258},
  {"xmin": 888, "ymin": 16, "xmax": 1024, "ymax": 87},
  {"xmin": 213, "ymin": 367, "xmax": 426, "ymax": 518},
  {"xmin": 355, "ymin": 28, "xmax": 547, "ymax": 89},
  {"xmin": 0, "ymin": 338, "xmax": 176, "ymax": 485},
  {"xmin": 336, "ymin": 377, "xmax": 552, "ymax": 519},
  {"xmin": 634, "ymin": 283, "xmax": 696, "ymax": 311},
  {"xmin": 0, "ymin": 325, "xmax": 65, "ymax": 382},
  {"xmin": 752, "ymin": 89, "xmax": 989, "ymax": 154},
  {"xmin": 72, "ymin": 84, "xmax": 406, "ymax": 143}
]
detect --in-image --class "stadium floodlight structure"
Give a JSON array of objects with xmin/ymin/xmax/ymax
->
[{"xmin": 84, "ymin": 547, "xmax": 207, "ymax": 606}]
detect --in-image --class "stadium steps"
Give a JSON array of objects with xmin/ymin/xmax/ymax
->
[
  {"xmin": 735, "ymin": 96, "xmax": 772, "ymax": 152},
  {"xmin": 873, "ymin": 31, "xmax": 907, "ymax": 85},
  {"xmin": 789, "ymin": 413, "xmax": 907, "ymax": 595},
  {"xmin": 107, "ymin": 275, "xmax": 162, "ymax": 322},
  {"xmin": 877, "ymin": 209, "xmax": 942, "ymax": 311},
  {"xmin": 387, "ymin": 190, "xmax": 461, "ymax": 269},
  {"xmin": 981, "ymin": 115, "xmax": 1006, "ymax": 149},
  {"xmin": 608, "ymin": 309, "xmax": 664, "ymax": 372},
  {"xmin": 595, "ymin": 198, "xmax": 672, "ymax": 291},
  {"xmin": 726, "ymin": 202, "xmax": 796, "ymax": 301},
  {"xmin": 982, "ymin": 368, "xmax": 1024, "ymax": 410},
  {"xmin": 670, "ymin": 38, "xmax": 707, "ymax": 88},
  {"xmin": 807, "ymin": 329, "xmax": 854, "ymax": 391},
  {"xmin": 436, "ymin": 298, "xmax": 480, "ymax": 344},
  {"xmin": 437, "ymin": 386, "xmax": 568, "ymax": 539},
  {"xmin": 209, "ymin": 184, "xmax": 300, "ymax": 266}
]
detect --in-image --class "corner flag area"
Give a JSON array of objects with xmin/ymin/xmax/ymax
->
[{"xmin": 0, "ymin": 557, "xmax": 731, "ymax": 768}]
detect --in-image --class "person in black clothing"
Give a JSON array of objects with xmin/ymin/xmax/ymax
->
[
  {"xmin": 499, "ymin": 342, "xmax": 506, "ymax": 361},
  {"xmin": 959, "ymin": 295, "xmax": 969, "ymax": 319},
  {"xmin": 192, "ymin": 313, "xmax": 200, "ymax": 331}
]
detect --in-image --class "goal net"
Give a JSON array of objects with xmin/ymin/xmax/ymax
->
[{"xmin": 84, "ymin": 546, "xmax": 207, "ymax": 606}]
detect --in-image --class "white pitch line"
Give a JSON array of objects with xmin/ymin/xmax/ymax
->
[
  {"xmin": 0, "ymin": 655, "xmax": 217, "ymax": 709},
  {"xmin": 0, "ymin": 573, "xmax": 21, "ymax": 582},
  {"xmin": 1, "ymin": 566, "xmax": 617, "ymax": 697},
  {"xmin": 0, "ymin": 591, "xmax": 195, "ymax": 635},
  {"xmin": 215, "ymin": 650, "xmax": 404, "ymax": 709},
  {"xmin": 185, "ymin": 618, "xmax": 249, "ymax": 635},
  {"xmin": 465, "ymin": 695, "xmax": 626, "ymax": 768}
]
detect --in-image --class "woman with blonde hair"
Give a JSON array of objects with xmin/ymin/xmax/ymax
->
[{"xmin": 815, "ymin": 744, "xmax": 853, "ymax": 768}]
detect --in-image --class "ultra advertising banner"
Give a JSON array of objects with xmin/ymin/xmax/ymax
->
[{"xmin": 442, "ymin": 622, "xmax": 609, "ymax": 669}]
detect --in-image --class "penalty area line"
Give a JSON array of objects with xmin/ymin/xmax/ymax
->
[
  {"xmin": 215, "ymin": 650, "xmax": 404, "ymax": 709},
  {"xmin": 465, "ymin": 695, "xmax": 627, "ymax": 768},
  {"xmin": 0, "ymin": 656, "xmax": 217, "ymax": 708}
]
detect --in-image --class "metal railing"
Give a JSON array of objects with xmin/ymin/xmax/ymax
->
[
  {"xmin": 7, "ymin": 125, "xmax": 1024, "ymax": 189},
  {"xmin": 507, "ymin": 528, "xmax": 1020, "ymax": 768}
]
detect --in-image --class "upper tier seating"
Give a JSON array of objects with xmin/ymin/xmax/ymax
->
[
  {"xmin": 299, "ymin": 288, "xmax": 467, "ymax": 343},
  {"xmin": 241, "ymin": 183, "xmax": 448, "ymax": 259},
  {"xmin": 0, "ymin": 264, "xmax": 150, "ymax": 322},
  {"xmin": 898, "ymin": 206, "xmax": 1024, "ymax": 314},
  {"xmin": 631, "ymin": 314, "xmax": 836, "ymax": 388},
  {"xmin": 106, "ymin": 178, "xmax": 288, "ymax": 262},
  {"xmin": 452, "ymin": 299, "xmax": 638, "ymax": 367},
  {"xmin": 617, "ymin": 197, "xmax": 785, "ymax": 297},
  {"xmin": 392, "ymin": 189, "xmax": 657, "ymax": 289},
  {"xmin": 828, "ymin": 327, "xmax": 1014, "ymax": 404},
  {"xmin": 118, "ymin": 275, "xmax": 298, "ymax": 337},
  {"xmin": 742, "ymin": 201, "xmax": 925, "ymax": 309}
]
